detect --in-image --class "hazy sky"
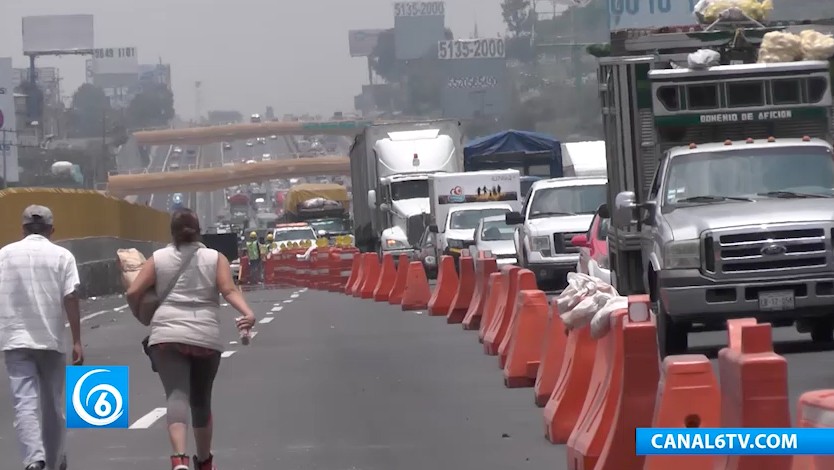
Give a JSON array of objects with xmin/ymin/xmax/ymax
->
[{"xmin": 1, "ymin": 0, "xmax": 506, "ymax": 118}]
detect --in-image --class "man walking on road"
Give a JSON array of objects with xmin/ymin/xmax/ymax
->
[{"xmin": 0, "ymin": 205, "xmax": 83, "ymax": 470}]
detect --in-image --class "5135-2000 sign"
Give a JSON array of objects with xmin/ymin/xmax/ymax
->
[
  {"xmin": 394, "ymin": 1, "xmax": 445, "ymax": 17},
  {"xmin": 438, "ymin": 38, "xmax": 506, "ymax": 60}
]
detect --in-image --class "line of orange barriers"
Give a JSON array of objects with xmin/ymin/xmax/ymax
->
[
  {"xmin": 262, "ymin": 240, "xmax": 359, "ymax": 291},
  {"xmin": 268, "ymin": 246, "xmax": 834, "ymax": 469}
]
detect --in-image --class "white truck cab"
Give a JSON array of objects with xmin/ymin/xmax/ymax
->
[{"xmin": 506, "ymin": 176, "xmax": 608, "ymax": 288}]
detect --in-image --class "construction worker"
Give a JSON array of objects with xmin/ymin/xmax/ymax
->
[
  {"xmin": 265, "ymin": 233, "xmax": 278, "ymax": 252},
  {"xmin": 245, "ymin": 232, "xmax": 261, "ymax": 283}
]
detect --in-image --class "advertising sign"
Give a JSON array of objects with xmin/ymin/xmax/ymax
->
[
  {"xmin": 348, "ymin": 29, "xmax": 385, "ymax": 57},
  {"xmin": 394, "ymin": 1, "xmax": 446, "ymax": 60},
  {"xmin": 22, "ymin": 15, "xmax": 94, "ymax": 54},
  {"xmin": 438, "ymin": 38, "xmax": 506, "ymax": 60},
  {"xmin": 93, "ymin": 47, "xmax": 138, "ymax": 75},
  {"xmin": 0, "ymin": 58, "xmax": 20, "ymax": 183},
  {"xmin": 440, "ymin": 50, "xmax": 509, "ymax": 119}
]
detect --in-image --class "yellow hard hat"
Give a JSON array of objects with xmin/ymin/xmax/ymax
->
[
  {"xmin": 267, "ymin": 233, "xmax": 274, "ymax": 241},
  {"xmin": 249, "ymin": 231, "xmax": 257, "ymax": 239}
]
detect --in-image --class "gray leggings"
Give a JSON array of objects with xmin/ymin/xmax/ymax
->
[{"xmin": 150, "ymin": 345, "xmax": 221, "ymax": 427}]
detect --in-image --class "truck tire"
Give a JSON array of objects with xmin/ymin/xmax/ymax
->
[
  {"xmin": 653, "ymin": 287, "xmax": 688, "ymax": 357},
  {"xmin": 810, "ymin": 319, "xmax": 834, "ymax": 343}
]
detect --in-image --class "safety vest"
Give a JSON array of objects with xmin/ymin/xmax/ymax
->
[
  {"xmin": 267, "ymin": 242, "xmax": 278, "ymax": 251},
  {"xmin": 258, "ymin": 243, "xmax": 269, "ymax": 255},
  {"xmin": 246, "ymin": 241, "xmax": 259, "ymax": 259}
]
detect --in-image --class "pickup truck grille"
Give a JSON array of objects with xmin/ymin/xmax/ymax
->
[
  {"xmin": 707, "ymin": 225, "xmax": 829, "ymax": 276},
  {"xmin": 553, "ymin": 232, "xmax": 585, "ymax": 254}
]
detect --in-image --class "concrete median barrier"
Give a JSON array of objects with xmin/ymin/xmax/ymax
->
[{"xmin": 0, "ymin": 188, "xmax": 169, "ymax": 298}]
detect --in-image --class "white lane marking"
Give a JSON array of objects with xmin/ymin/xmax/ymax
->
[
  {"xmin": 271, "ymin": 306, "xmax": 283, "ymax": 312},
  {"xmin": 229, "ymin": 340, "xmax": 238, "ymax": 345},
  {"xmin": 259, "ymin": 317, "xmax": 274, "ymax": 324},
  {"xmin": 250, "ymin": 331, "xmax": 259, "ymax": 339},
  {"xmin": 283, "ymin": 299, "xmax": 293, "ymax": 304},
  {"xmin": 221, "ymin": 351, "xmax": 236, "ymax": 358},
  {"xmin": 129, "ymin": 407, "xmax": 167, "ymax": 429},
  {"xmin": 290, "ymin": 293, "xmax": 300, "ymax": 299},
  {"xmin": 65, "ymin": 304, "xmax": 128, "ymax": 328}
]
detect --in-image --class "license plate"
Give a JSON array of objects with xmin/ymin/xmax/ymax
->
[{"xmin": 758, "ymin": 290, "xmax": 795, "ymax": 311}]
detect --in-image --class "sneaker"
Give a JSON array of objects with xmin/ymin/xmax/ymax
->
[
  {"xmin": 25, "ymin": 462, "xmax": 45, "ymax": 470},
  {"xmin": 170, "ymin": 454, "xmax": 189, "ymax": 470},
  {"xmin": 192, "ymin": 454, "xmax": 216, "ymax": 470}
]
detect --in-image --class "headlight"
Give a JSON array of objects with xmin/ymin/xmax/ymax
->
[
  {"xmin": 664, "ymin": 240, "xmax": 700, "ymax": 269},
  {"xmin": 531, "ymin": 236, "xmax": 550, "ymax": 252},
  {"xmin": 447, "ymin": 239, "xmax": 464, "ymax": 249},
  {"xmin": 384, "ymin": 239, "xmax": 409, "ymax": 250}
]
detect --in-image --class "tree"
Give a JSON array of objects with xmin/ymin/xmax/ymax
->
[
  {"xmin": 369, "ymin": 27, "xmax": 455, "ymax": 84},
  {"xmin": 501, "ymin": 0, "xmax": 533, "ymax": 37},
  {"xmin": 126, "ymin": 82, "xmax": 175, "ymax": 129},
  {"xmin": 68, "ymin": 84, "xmax": 111, "ymax": 138}
]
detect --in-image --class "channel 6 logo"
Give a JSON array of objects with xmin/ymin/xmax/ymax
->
[{"xmin": 65, "ymin": 366, "xmax": 129, "ymax": 428}]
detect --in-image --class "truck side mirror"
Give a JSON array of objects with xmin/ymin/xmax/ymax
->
[
  {"xmin": 613, "ymin": 191, "xmax": 637, "ymax": 228},
  {"xmin": 428, "ymin": 224, "xmax": 439, "ymax": 233},
  {"xmin": 640, "ymin": 201, "xmax": 657, "ymax": 225},
  {"xmin": 597, "ymin": 203, "xmax": 610, "ymax": 219},
  {"xmin": 379, "ymin": 202, "xmax": 391, "ymax": 212},
  {"xmin": 505, "ymin": 211, "xmax": 524, "ymax": 225},
  {"xmin": 367, "ymin": 189, "xmax": 376, "ymax": 210}
]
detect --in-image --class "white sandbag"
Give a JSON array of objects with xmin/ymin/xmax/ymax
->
[
  {"xmin": 688, "ymin": 49, "xmax": 721, "ymax": 69},
  {"xmin": 758, "ymin": 31, "xmax": 802, "ymax": 63},
  {"xmin": 800, "ymin": 30, "xmax": 834, "ymax": 60},
  {"xmin": 590, "ymin": 296, "xmax": 629, "ymax": 339},
  {"xmin": 116, "ymin": 248, "xmax": 146, "ymax": 291},
  {"xmin": 554, "ymin": 272, "xmax": 594, "ymax": 315},
  {"xmin": 559, "ymin": 273, "xmax": 620, "ymax": 330},
  {"xmin": 694, "ymin": 0, "xmax": 774, "ymax": 23}
]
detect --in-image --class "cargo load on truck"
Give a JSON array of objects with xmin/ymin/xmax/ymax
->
[
  {"xmin": 463, "ymin": 130, "xmax": 563, "ymax": 178},
  {"xmin": 283, "ymin": 183, "xmax": 350, "ymax": 217}
]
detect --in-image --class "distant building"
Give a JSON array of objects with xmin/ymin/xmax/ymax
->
[{"xmin": 137, "ymin": 63, "xmax": 171, "ymax": 89}]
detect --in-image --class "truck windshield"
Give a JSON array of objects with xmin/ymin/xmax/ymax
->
[
  {"xmin": 481, "ymin": 219, "xmax": 515, "ymax": 241},
  {"xmin": 273, "ymin": 229, "xmax": 315, "ymax": 241},
  {"xmin": 391, "ymin": 180, "xmax": 429, "ymax": 200},
  {"xmin": 528, "ymin": 185, "xmax": 607, "ymax": 218},
  {"xmin": 450, "ymin": 208, "xmax": 511, "ymax": 230},
  {"xmin": 664, "ymin": 146, "xmax": 834, "ymax": 205},
  {"xmin": 309, "ymin": 219, "xmax": 347, "ymax": 233}
]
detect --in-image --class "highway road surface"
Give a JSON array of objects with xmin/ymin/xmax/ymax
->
[{"xmin": 0, "ymin": 285, "xmax": 832, "ymax": 468}]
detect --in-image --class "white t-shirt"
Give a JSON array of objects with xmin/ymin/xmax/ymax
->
[{"xmin": 0, "ymin": 235, "xmax": 81, "ymax": 352}]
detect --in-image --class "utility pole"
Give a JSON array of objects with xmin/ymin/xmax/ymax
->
[{"xmin": 1, "ymin": 128, "xmax": 8, "ymax": 189}]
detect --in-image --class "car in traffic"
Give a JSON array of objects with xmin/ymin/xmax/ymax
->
[
  {"xmin": 223, "ymin": 142, "xmax": 232, "ymax": 150},
  {"xmin": 173, "ymin": 146, "xmax": 183, "ymax": 155},
  {"xmin": 472, "ymin": 215, "xmax": 517, "ymax": 267},
  {"xmin": 246, "ymin": 141, "xmax": 254, "ymax": 147},
  {"xmin": 256, "ymin": 137, "xmax": 267, "ymax": 145},
  {"xmin": 270, "ymin": 135, "xmax": 278, "ymax": 140},
  {"xmin": 169, "ymin": 162, "xmax": 180, "ymax": 170},
  {"xmin": 262, "ymin": 153, "xmax": 271, "ymax": 160},
  {"xmin": 250, "ymin": 114, "xmax": 261, "ymax": 123},
  {"xmin": 571, "ymin": 204, "xmax": 611, "ymax": 285},
  {"xmin": 271, "ymin": 223, "xmax": 318, "ymax": 256},
  {"xmin": 186, "ymin": 148, "xmax": 196, "ymax": 155}
]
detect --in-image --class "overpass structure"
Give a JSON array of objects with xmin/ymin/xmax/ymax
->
[
  {"xmin": 107, "ymin": 156, "xmax": 350, "ymax": 196},
  {"xmin": 133, "ymin": 120, "xmax": 375, "ymax": 146}
]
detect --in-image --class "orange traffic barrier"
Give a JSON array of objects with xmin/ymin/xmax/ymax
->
[
  {"xmin": 565, "ymin": 308, "xmax": 629, "ymax": 470},
  {"xmin": 462, "ymin": 253, "xmax": 497, "ymax": 330},
  {"xmin": 717, "ymin": 319, "xmax": 791, "ymax": 470},
  {"xmin": 344, "ymin": 255, "xmax": 361, "ymax": 295},
  {"xmin": 357, "ymin": 254, "xmax": 381, "ymax": 299},
  {"xmin": 644, "ymin": 354, "xmax": 720, "ymax": 470},
  {"xmin": 388, "ymin": 254, "xmax": 410, "ymax": 305},
  {"xmin": 497, "ymin": 269, "xmax": 538, "ymax": 368},
  {"xmin": 594, "ymin": 296, "xmax": 659, "ymax": 470},
  {"xmin": 427, "ymin": 256, "xmax": 458, "ymax": 316},
  {"xmin": 373, "ymin": 253, "xmax": 396, "ymax": 302},
  {"xmin": 793, "ymin": 390, "xmax": 834, "ymax": 470},
  {"xmin": 478, "ymin": 272, "xmax": 504, "ymax": 343},
  {"xmin": 239, "ymin": 255, "xmax": 250, "ymax": 285},
  {"xmin": 543, "ymin": 319, "xmax": 598, "ymax": 443},
  {"xmin": 534, "ymin": 300, "xmax": 569, "ymax": 407},
  {"xmin": 401, "ymin": 261, "xmax": 431, "ymax": 311},
  {"xmin": 349, "ymin": 253, "xmax": 367, "ymax": 297},
  {"xmin": 447, "ymin": 254, "xmax": 475, "ymax": 324},
  {"xmin": 483, "ymin": 265, "xmax": 522, "ymax": 355},
  {"xmin": 503, "ymin": 289, "xmax": 549, "ymax": 388}
]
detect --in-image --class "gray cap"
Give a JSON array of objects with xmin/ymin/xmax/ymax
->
[{"xmin": 22, "ymin": 205, "xmax": 54, "ymax": 226}]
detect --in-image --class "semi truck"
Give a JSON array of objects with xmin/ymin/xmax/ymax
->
[
  {"xmin": 600, "ymin": 16, "xmax": 834, "ymax": 356},
  {"xmin": 283, "ymin": 183, "xmax": 352, "ymax": 241},
  {"xmin": 350, "ymin": 119, "xmax": 464, "ymax": 254},
  {"xmin": 228, "ymin": 193, "xmax": 251, "ymax": 229}
]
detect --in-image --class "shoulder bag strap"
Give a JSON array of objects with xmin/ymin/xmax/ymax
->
[{"xmin": 157, "ymin": 247, "xmax": 199, "ymax": 304}]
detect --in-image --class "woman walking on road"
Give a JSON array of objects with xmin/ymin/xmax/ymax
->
[{"xmin": 127, "ymin": 208, "xmax": 256, "ymax": 470}]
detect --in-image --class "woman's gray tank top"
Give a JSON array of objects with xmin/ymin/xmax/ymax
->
[{"xmin": 147, "ymin": 243, "xmax": 224, "ymax": 352}]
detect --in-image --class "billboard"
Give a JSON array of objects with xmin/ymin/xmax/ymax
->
[
  {"xmin": 22, "ymin": 15, "xmax": 94, "ymax": 55},
  {"xmin": 93, "ymin": 47, "xmax": 138, "ymax": 74},
  {"xmin": 608, "ymin": 0, "xmax": 830, "ymax": 31},
  {"xmin": 348, "ymin": 29, "xmax": 385, "ymax": 57},
  {"xmin": 0, "ymin": 58, "xmax": 20, "ymax": 183},
  {"xmin": 394, "ymin": 1, "xmax": 446, "ymax": 60},
  {"xmin": 439, "ymin": 39, "xmax": 509, "ymax": 119}
]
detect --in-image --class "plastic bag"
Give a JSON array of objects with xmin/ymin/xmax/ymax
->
[
  {"xmin": 800, "ymin": 30, "xmax": 834, "ymax": 61},
  {"xmin": 558, "ymin": 273, "xmax": 619, "ymax": 330},
  {"xmin": 758, "ymin": 31, "xmax": 803, "ymax": 63},
  {"xmin": 687, "ymin": 49, "xmax": 721, "ymax": 69},
  {"xmin": 116, "ymin": 248, "xmax": 146, "ymax": 291},
  {"xmin": 693, "ymin": 0, "xmax": 774, "ymax": 23}
]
